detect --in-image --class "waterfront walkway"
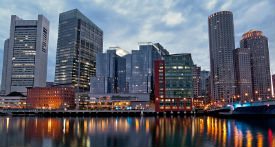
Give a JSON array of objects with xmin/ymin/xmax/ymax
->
[{"xmin": 0, "ymin": 109, "xmax": 199, "ymax": 116}]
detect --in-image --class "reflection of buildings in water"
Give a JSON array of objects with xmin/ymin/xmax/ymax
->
[
  {"xmin": 1, "ymin": 117, "xmax": 275, "ymax": 147},
  {"xmin": 153, "ymin": 117, "xmax": 205, "ymax": 147},
  {"xmin": 205, "ymin": 117, "xmax": 275, "ymax": 147},
  {"xmin": 24, "ymin": 118, "xmax": 62, "ymax": 141},
  {"xmin": 0, "ymin": 117, "xmax": 26, "ymax": 146},
  {"xmin": 87, "ymin": 117, "xmax": 151, "ymax": 146},
  {"xmin": 152, "ymin": 116, "xmax": 275, "ymax": 147}
]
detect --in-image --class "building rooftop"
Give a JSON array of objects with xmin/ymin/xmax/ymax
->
[
  {"xmin": 242, "ymin": 30, "xmax": 263, "ymax": 39},
  {"xmin": 60, "ymin": 8, "xmax": 103, "ymax": 32}
]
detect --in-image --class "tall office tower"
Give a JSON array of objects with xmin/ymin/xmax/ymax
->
[
  {"xmin": 201, "ymin": 70, "xmax": 210, "ymax": 96},
  {"xmin": 272, "ymin": 74, "xmax": 275, "ymax": 96},
  {"xmin": 205, "ymin": 76, "xmax": 211, "ymax": 104},
  {"xmin": 1, "ymin": 39, "xmax": 10, "ymax": 94},
  {"xmin": 240, "ymin": 30, "xmax": 272, "ymax": 100},
  {"xmin": 54, "ymin": 9, "xmax": 103, "ymax": 92},
  {"xmin": 124, "ymin": 54, "xmax": 132, "ymax": 93},
  {"xmin": 233, "ymin": 48, "xmax": 253, "ymax": 101},
  {"xmin": 90, "ymin": 49, "xmax": 127, "ymax": 94},
  {"xmin": 193, "ymin": 65, "xmax": 202, "ymax": 98},
  {"xmin": 208, "ymin": 11, "xmax": 235, "ymax": 102},
  {"xmin": 1, "ymin": 15, "xmax": 49, "ymax": 95},
  {"xmin": 128, "ymin": 42, "xmax": 169, "ymax": 94},
  {"xmin": 154, "ymin": 54, "xmax": 194, "ymax": 112}
]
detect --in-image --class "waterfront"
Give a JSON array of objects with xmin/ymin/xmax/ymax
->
[{"xmin": 0, "ymin": 116, "xmax": 275, "ymax": 147}]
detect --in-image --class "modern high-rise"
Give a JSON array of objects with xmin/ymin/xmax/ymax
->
[
  {"xmin": 205, "ymin": 76, "xmax": 211, "ymax": 104},
  {"xmin": 208, "ymin": 11, "xmax": 235, "ymax": 102},
  {"xmin": 127, "ymin": 42, "xmax": 169, "ymax": 95},
  {"xmin": 90, "ymin": 49, "xmax": 127, "ymax": 94},
  {"xmin": 193, "ymin": 65, "xmax": 201, "ymax": 98},
  {"xmin": 233, "ymin": 48, "xmax": 253, "ymax": 101},
  {"xmin": 272, "ymin": 74, "xmax": 275, "ymax": 96},
  {"xmin": 54, "ymin": 9, "xmax": 103, "ymax": 92},
  {"xmin": 240, "ymin": 30, "xmax": 272, "ymax": 100},
  {"xmin": 201, "ymin": 70, "xmax": 210, "ymax": 96},
  {"xmin": 1, "ymin": 15, "xmax": 49, "ymax": 95},
  {"xmin": 154, "ymin": 54, "xmax": 194, "ymax": 112},
  {"xmin": 1, "ymin": 39, "xmax": 10, "ymax": 94}
]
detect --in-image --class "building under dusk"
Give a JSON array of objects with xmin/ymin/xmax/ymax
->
[
  {"xmin": 1, "ymin": 15, "xmax": 49, "ymax": 95},
  {"xmin": 26, "ymin": 87, "xmax": 75, "ymax": 109},
  {"xmin": 208, "ymin": 11, "xmax": 236, "ymax": 103},
  {"xmin": 54, "ymin": 9, "xmax": 103, "ymax": 108},
  {"xmin": 240, "ymin": 30, "xmax": 272, "ymax": 100},
  {"xmin": 126, "ymin": 42, "xmax": 169, "ymax": 95},
  {"xmin": 193, "ymin": 65, "xmax": 202, "ymax": 98},
  {"xmin": 90, "ymin": 49, "xmax": 127, "ymax": 94},
  {"xmin": 233, "ymin": 48, "xmax": 253, "ymax": 102},
  {"xmin": 154, "ymin": 54, "xmax": 194, "ymax": 112},
  {"xmin": 273, "ymin": 74, "xmax": 275, "ymax": 97}
]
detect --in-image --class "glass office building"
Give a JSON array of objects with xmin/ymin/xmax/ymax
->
[
  {"xmin": 90, "ymin": 49, "xmax": 127, "ymax": 94},
  {"xmin": 127, "ymin": 42, "xmax": 169, "ymax": 94},
  {"xmin": 155, "ymin": 54, "xmax": 194, "ymax": 112},
  {"xmin": 201, "ymin": 70, "xmax": 210, "ymax": 96},
  {"xmin": 54, "ymin": 9, "xmax": 103, "ymax": 92}
]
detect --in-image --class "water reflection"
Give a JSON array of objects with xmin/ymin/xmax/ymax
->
[{"xmin": 0, "ymin": 116, "xmax": 274, "ymax": 147}]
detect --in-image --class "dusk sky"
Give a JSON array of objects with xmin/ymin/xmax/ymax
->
[{"xmin": 0, "ymin": 0, "xmax": 274, "ymax": 82}]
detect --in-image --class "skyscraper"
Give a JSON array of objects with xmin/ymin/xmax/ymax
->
[
  {"xmin": 272, "ymin": 74, "xmax": 275, "ymax": 96},
  {"xmin": 201, "ymin": 70, "xmax": 210, "ymax": 96},
  {"xmin": 54, "ymin": 9, "xmax": 103, "ymax": 92},
  {"xmin": 154, "ymin": 54, "xmax": 194, "ymax": 112},
  {"xmin": 240, "ymin": 30, "xmax": 272, "ymax": 100},
  {"xmin": 1, "ymin": 39, "xmax": 10, "ymax": 94},
  {"xmin": 208, "ymin": 11, "xmax": 235, "ymax": 102},
  {"xmin": 233, "ymin": 48, "xmax": 253, "ymax": 101},
  {"xmin": 127, "ymin": 42, "xmax": 169, "ymax": 95},
  {"xmin": 90, "ymin": 49, "xmax": 127, "ymax": 94},
  {"xmin": 1, "ymin": 15, "xmax": 49, "ymax": 95},
  {"xmin": 193, "ymin": 65, "xmax": 201, "ymax": 98}
]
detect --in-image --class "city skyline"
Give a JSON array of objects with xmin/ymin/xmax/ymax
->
[{"xmin": 0, "ymin": 0, "xmax": 274, "ymax": 83}]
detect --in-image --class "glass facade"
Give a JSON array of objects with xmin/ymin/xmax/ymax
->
[
  {"xmin": 90, "ymin": 49, "xmax": 126, "ymax": 94},
  {"xmin": 201, "ymin": 70, "xmax": 210, "ymax": 96},
  {"xmin": 128, "ymin": 42, "xmax": 169, "ymax": 94},
  {"xmin": 54, "ymin": 9, "xmax": 103, "ymax": 92},
  {"xmin": 155, "ymin": 54, "xmax": 194, "ymax": 112},
  {"xmin": 163, "ymin": 54, "xmax": 194, "ymax": 98}
]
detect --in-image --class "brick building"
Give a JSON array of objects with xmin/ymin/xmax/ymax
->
[{"xmin": 26, "ymin": 87, "xmax": 75, "ymax": 109}]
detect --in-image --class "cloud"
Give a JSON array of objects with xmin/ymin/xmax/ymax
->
[
  {"xmin": 161, "ymin": 11, "xmax": 186, "ymax": 26},
  {"xmin": 220, "ymin": 0, "xmax": 233, "ymax": 10},
  {"xmin": 206, "ymin": 0, "xmax": 218, "ymax": 11}
]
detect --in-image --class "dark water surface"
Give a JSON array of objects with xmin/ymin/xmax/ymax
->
[{"xmin": 0, "ymin": 116, "xmax": 275, "ymax": 147}]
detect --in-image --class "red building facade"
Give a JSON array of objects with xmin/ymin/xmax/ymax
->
[
  {"xmin": 154, "ymin": 56, "xmax": 194, "ymax": 112},
  {"xmin": 27, "ymin": 87, "xmax": 75, "ymax": 109}
]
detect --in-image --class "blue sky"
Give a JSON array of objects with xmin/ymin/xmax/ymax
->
[{"xmin": 0, "ymin": 0, "xmax": 274, "ymax": 82}]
